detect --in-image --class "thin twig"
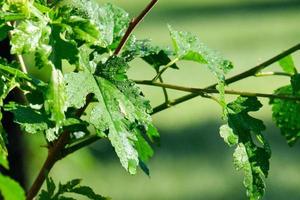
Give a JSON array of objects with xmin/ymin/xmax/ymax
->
[
  {"xmin": 152, "ymin": 57, "xmax": 179, "ymax": 82},
  {"xmin": 60, "ymin": 135, "xmax": 100, "ymax": 160},
  {"xmin": 158, "ymin": 74, "xmax": 169, "ymax": 103},
  {"xmin": 255, "ymin": 71, "xmax": 292, "ymax": 77},
  {"xmin": 15, "ymin": 54, "xmax": 28, "ymax": 74},
  {"xmin": 152, "ymin": 43, "xmax": 300, "ymax": 114},
  {"xmin": 135, "ymin": 80, "xmax": 300, "ymax": 101},
  {"xmin": 114, "ymin": 0, "xmax": 159, "ymax": 55}
]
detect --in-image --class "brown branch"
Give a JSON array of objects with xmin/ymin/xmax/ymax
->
[
  {"xmin": 114, "ymin": 0, "xmax": 158, "ymax": 55},
  {"xmin": 26, "ymin": 131, "xmax": 68, "ymax": 200},
  {"xmin": 152, "ymin": 43, "xmax": 300, "ymax": 114},
  {"xmin": 26, "ymin": 94, "xmax": 94, "ymax": 200}
]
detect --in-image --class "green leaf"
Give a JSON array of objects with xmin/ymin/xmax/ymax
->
[
  {"xmin": 9, "ymin": 18, "xmax": 52, "ymax": 69},
  {"xmin": 44, "ymin": 67, "xmax": 66, "ymax": 127},
  {"xmin": 106, "ymin": 3, "xmax": 130, "ymax": 48},
  {"xmin": 0, "ymin": 130, "xmax": 8, "ymax": 169},
  {"xmin": 94, "ymin": 77, "xmax": 157, "ymax": 174},
  {"xmin": 0, "ymin": 61, "xmax": 32, "ymax": 81},
  {"xmin": 37, "ymin": 190, "xmax": 52, "ymax": 200},
  {"xmin": 221, "ymin": 97, "xmax": 270, "ymax": 200},
  {"xmin": 52, "ymin": 6, "xmax": 101, "ymax": 46},
  {"xmin": 0, "ymin": 12, "xmax": 26, "ymax": 22},
  {"xmin": 1, "ymin": 0, "xmax": 30, "ymax": 18},
  {"xmin": 122, "ymin": 38, "xmax": 154, "ymax": 61},
  {"xmin": 57, "ymin": 179, "xmax": 81, "ymax": 194},
  {"xmin": 0, "ymin": 174, "xmax": 25, "ymax": 200},
  {"xmin": 270, "ymin": 85, "xmax": 300, "ymax": 146},
  {"xmin": 290, "ymin": 73, "xmax": 300, "ymax": 93},
  {"xmin": 49, "ymin": 24, "xmax": 79, "ymax": 69},
  {"xmin": 168, "ymin": 25, "xmax": 233, "ymax": 113},
  {"xmin": 92, "ymin": 76, "xmax": 140, "ymax": 174},
  {"xmin": 143, "ymin": 50, "xmax": 179, "ymax": 71},
  {"xmin": 122, "ymin": 38, "xmax": 178, "ymax": 70},
  {"xmin": 39, "ymin": 178, "xmax": 108, "ymax": 200},
  {"xmin": 70, "ymin": 0, "xmax": 129, "ymax": 48},
  {"xmin": 96, "ymin": 57, "xmax": 159, "ymax": 141},
  {"xmin": 232, "ymin": 143, "xmax": 269, "ymax": 200},
  {"xmin": 219, "ymin": 124, "xmax": 238, "ymax": 147},
  {"xmin": 42, "ymin": 67, "xmax": 66, "ymax": 141},
  {"xmin": 0, "ymin": 23, "xmax": 12, "ymax": 42},
  {"xmin": 169, "ymin": 26, "xmax": 205, "ymax": 63},
  {"xmin": 278, "ymin": 55, "xmax": 296, "ymax": 75},
  {"xmin": 64, "ymin": 70, "xmax": 96, "ymax": 109},
  {"xmin": 33, "ymin": 1, "xmax": 51, "ymax": 12},
  {"xmin": 0, "ymin": 59, "xmax": 45, "ymax": 93},
  {"xmin": 4, "ymin": 102, "xmax": 50, "ymax": 134},
  {"xmin": 168, "ymin": 25, "xmax": 233, "ymax": 80},
  {"xmin": 46, "ymin": 177, "xmax": 56, "ymax": 197},
  {"xmin": 70, "ymin": 186, "xmax": 107, "ymax": 200},
  {"xmin": 86, "ymin": 3, "xmax": 114, "ymax": 47},
  {"xmin": 10, "ymin": 20, "xmax": 51, "ymax": 59},
  {"xmin": 134, "ymin": 129, "xmax": 154, "ymax": 164},
  {"xmin": 68, "ymin": 16, "xmax": 100, "ymax": 45},
  {"xmin": 65, "ymin": 61, "xmax": 158, "ymax": 174}
]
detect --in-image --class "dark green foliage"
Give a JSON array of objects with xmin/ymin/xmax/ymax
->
[
  {"xmin": 122, "ymin": 38, "xmax": 178, "ymax": 70},
  {"xmin": 220, "ymin": 97, "xmax": 271, "ymax": 200},
  {"xmin": 290, "ymin": 73, "xmax": 300, "ymax": 93},
  {"xmin": 143, "ymin": 50, "xmax": 179, "ymax": 71},
  {"xmin": 49, "ymin": 24, "xmax": 79, "ymax": 70},
  {"xmin": 38, "ymin": 177, "xmax": 108, "ymax": 200},
  {"xmin": 4, "ymin": 102, "xmax": 51, "ymax": 134},
  {"xmin": 270, "ymin": 85, "xmax": 300, "ymax": 146},
  {"xmin": 0, "ymin": 23, "xmax": 12, "ymax": 41}
]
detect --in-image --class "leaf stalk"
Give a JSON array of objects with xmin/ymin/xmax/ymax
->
[{"xmin": 152, "ymin": 57, "xmax": 179, "ymax": 82}]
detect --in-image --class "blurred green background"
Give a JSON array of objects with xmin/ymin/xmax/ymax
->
[{"xmin": 25, "ymin": 0, "xmax": 300, "ymax": 199}]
